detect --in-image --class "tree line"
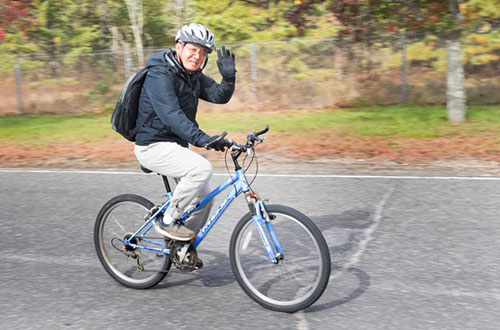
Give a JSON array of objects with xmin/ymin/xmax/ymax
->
[{"xmin": 0, "ymin": 0, "xmax": 499, "ymax": 122}]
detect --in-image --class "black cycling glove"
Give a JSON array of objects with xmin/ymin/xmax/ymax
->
[
  {"xmin": 204, "ymin": 135, "xmax": 232, "ymax": 152},
  {"xmin": 217, "ymin": 46, "xmax": 236, "ymax": 82},
  {"xmin": 212, "ymin": 138, "xmax": 231, "ymax": 152}
]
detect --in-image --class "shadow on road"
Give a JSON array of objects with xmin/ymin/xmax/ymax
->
[
  {"xmin": 305, "ymin": 267, "xmax": 371, "ymax": 313},
  {"xmin": 152, "ymin": 209, "xmax": 374, "ymax": 313},
  {"xmin": 153, "ymin": 250, "xmax": 234, "ymax": 290},
  {"xmin": 306, "ymin": 210, "xmax": 375, "ymax": 312},
  {"xmin": 313, "ymin": 209, "xmax": 373, "ymax": 231}
]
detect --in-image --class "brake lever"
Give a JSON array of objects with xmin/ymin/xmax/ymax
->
[
  {"xmin": 230, "ymin": 144, "xmax": 246, "ymax": 152},
  {"xmin": 225, "ymin": 138, "xmax": 234, "ymax": 147}
]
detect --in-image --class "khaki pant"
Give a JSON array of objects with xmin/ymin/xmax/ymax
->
[{"xmin": 134, "ymin": 142, "xmax": 214, "ymax": 233}]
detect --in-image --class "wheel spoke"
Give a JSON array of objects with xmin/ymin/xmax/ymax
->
[
  {"xmin": 230, "ymin": 205, "xmax": 330, "ymax": 312},
  {"xmin": 95, "ymin": 195, "xmax": 171, "ymax": 289},
  {"xmin": 111, "ymin": 214, "xmax": 127, "ymax": 233}
]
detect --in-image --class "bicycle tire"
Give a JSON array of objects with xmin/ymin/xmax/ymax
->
[
  {"xmin": 94, "ymin": 194, "xmax": 171, "ymax": 289},
  {"xmin": 229, "ymin": 204, "xmax": 331, "ymax": 313}
]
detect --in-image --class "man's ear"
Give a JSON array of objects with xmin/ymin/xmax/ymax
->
[
  {"xmin": 175, "ymin": 42, "xmax": 184, "ymax": 53},
  {"xmin": 175, "ymin": 42, "xmax": 184, "ymax": 65}
]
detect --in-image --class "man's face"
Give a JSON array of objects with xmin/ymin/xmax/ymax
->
[{"xmin": 176, "ymin": 42, "xmax": 207, "ymax": 72}]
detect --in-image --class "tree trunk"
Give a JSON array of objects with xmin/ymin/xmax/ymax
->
[
  {"xmin": 445, "ymin": 36, "xmax": 466, "ymax": 123},
  {"xmin": 171, "ymin": 0, "xmax": 192, "ymax": 31},
  {"xmin": 446, "ymin": 0, "xmax": 466, "ymax": 123},
  {"xmin": 124, "ymin": 0, "xmax": 144, "ymax": 66},
  {"xmin": 400, "ymin": 32, "xmax": 408, "ymax": 105}
]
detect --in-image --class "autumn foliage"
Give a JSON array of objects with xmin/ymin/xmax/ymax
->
[{"xmin": 0, "ymin": 0, "xmax": 33, "ymax": 40}]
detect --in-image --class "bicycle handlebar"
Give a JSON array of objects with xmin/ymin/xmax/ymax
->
[
  {"xmin": 208, "ymin": 126, "xmax": 269, "ymax": 171},
  {"xmin": 204, "ymin": 126, "xmax": 270, "ymax": 159},
  {"xmin": 230, "ymin": 125, "xmax": 270, "ymax": 153},
  {"xmin": 255, "ymin": 125, "xmax": 270, "ymax": 136}
]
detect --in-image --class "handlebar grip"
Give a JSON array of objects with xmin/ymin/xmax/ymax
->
[
  {"xmin": 203, "ymin": 131, "xmax": 228, "ymax": 149},
  {"xmin": 255, "ymin": 125, "xmax": 270, "ymax": 136}
]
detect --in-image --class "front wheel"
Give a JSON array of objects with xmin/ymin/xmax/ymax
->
[
  {"xmin": 229, "ymin": 204, "xmax": 331, "ymax": 312},
  {"xmin": 94, "ymin": 194, "xmax": 171, "ymax": 289}
]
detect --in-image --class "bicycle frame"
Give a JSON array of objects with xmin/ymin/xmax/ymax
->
[{"xmin": 123, "ymin": 168, "xmax": 282, "ymax": 263}]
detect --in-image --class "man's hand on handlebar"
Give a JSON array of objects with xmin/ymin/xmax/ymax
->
[
  {"xmin": 212, "ymin": 138, "xmax": 233, "ymax": 152},
  {"xmin": 203, "ymin": 133, "xmax": 233, "ymax": 152}
]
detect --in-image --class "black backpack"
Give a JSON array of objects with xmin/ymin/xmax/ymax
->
[{"xmin": 110, "ymin": 67, "xmax": 155, "ymax": 142}]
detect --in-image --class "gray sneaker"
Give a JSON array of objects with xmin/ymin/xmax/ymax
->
[{"xmin": 154, "ymin": 220, "xmax": 195, "ymax": 241}]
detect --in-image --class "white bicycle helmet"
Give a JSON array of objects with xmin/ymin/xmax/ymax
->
[{"xmin": 175, "ymin": 23, "xmax": 215, "ymax": 54}]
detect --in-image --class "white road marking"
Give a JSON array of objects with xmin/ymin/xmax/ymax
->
[
  {"xmin": 1, "ymin": 168, "xmax": 500, "ymax": 180},
  {"xmin": 342, "ymin": 187, "xmax": 395, "ymax": 271},
  {"xmin": 294, "ymin": 189, "xmax": 395, "ymax": 330}
]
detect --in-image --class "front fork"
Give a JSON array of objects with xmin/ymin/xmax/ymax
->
[{"xmin": 244, "ymin": 191, "xmax": 283, "ymax": 264}]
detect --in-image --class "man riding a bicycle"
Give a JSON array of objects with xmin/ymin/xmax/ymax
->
[{"xmin": 134, "ymin": 23, "xmax": 235, "ymax": 242}]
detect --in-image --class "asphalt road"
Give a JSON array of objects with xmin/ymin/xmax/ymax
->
[{"xmin": 1, "ymin": 168, "xmax": 500, "ymax": 330}]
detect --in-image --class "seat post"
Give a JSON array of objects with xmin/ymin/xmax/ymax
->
[{"xmin": 162, "ymin": 175, "xmax": 172, "ymax": 193}]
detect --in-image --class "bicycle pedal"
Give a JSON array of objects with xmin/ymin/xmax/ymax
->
[{"xmin": 194, "ymin": 258, "xmax": 203, "ymax": 270}]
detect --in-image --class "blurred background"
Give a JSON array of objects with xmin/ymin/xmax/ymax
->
[
  {"xmin": 4, "ymin": 3, "xmax": 500, "ymax": 329},
  {"xmin": 1, "ymin": 0, "xmax": 500, "ymax": 169},
  {"xmin": 0, "ymin": 0, "xmax": 498, "ymax": 116}
]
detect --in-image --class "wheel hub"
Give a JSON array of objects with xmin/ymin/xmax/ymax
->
[{"xmin": 123, "ymin": 233, "xmax": 139, "ymax": 251}]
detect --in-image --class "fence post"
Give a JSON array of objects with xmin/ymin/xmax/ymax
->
[
  {"xmin": 124, "ymin": 47, "xmax": 132, "ymax": 80},
  {"xmin": 250, "ymin": 42, "xmax": 258, "ymax": 102},
  {"xmin": 334, "ymin": 37, "xmax": 345, "ymax": 80},
  {"xmin": 400, "ymin": 33, "xmax": 408, "ymax": 104},
  {"xmin": 14, "ymin": 57, "xmax": 24, "ymax": 114}
]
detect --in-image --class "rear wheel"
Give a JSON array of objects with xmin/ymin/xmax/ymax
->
[
  {"xmin": 94, "ymin": 194, "xmax": 171, "ymax": 289},
  {"xmin": 229, "ymin": 204, "xmax": 331, "ymax": 312}
]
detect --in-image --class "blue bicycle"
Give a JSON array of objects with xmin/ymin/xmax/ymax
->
[{"xmin": 94, "ymin": 126, "xmax": 331, "ymax": 312}]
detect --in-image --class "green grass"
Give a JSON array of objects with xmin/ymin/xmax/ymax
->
[
  {"xmin": 199, "ymin": 105, "xmax": 500, "ymax": 137},
  {"xmin": 0, "ymin": 113, "xmax": 116, "ymax": 144},
  {"xmin": 1, "ymin": 105, "xmax": 499, "ymax": 145}
]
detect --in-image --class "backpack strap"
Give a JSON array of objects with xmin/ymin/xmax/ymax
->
[
  {"xmin": 130, "ymin": 110, "xmax": 155, "ymax": 137},
  {"xmin": 132, "ymin": 64, "xmax": 181, "ymax": 138},
  {"xmin": 130, "ymin": 64, "xmax": 171, "ymax": 137}
]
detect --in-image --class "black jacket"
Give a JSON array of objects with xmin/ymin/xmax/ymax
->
[{"xmin": 135, "ymin": 49, "xmax": 235, "ymax": 147}]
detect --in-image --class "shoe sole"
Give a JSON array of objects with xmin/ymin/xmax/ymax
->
[{"xmin": 153, "ymin": 222, "xmax": 195, "ymax": 242}]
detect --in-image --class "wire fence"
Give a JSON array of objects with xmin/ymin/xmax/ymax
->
[{"xmin": 1, "ymin": 35, "xmax": 499, "ymax": 115}]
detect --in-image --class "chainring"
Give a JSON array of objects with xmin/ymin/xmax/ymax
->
[{"xmin": 170, "ymin": 243, "xmax": 200, "ymax": 272}]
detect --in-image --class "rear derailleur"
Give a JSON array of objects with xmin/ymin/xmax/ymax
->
[{"xmin": 111, "ymin": 234, "xmax": 145, "ymax": 272}]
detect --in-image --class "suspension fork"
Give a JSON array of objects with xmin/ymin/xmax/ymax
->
[{"xmin": 244, "ymin": 191, "xmax": 283, "ymax": 263}]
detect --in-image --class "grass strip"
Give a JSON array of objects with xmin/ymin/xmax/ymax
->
[{"xmin": 1, "ymin": 105, "xmax": 499, "ymax": 145}]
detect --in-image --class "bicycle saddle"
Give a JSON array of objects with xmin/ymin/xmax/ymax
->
[{"xmin": 140, "ymin": 165, "xmax": 153, "ymax": 174}]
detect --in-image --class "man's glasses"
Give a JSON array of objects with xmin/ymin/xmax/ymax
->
[{"xmin": 183, "ymin": 43, "xmax": 207, "ymax": 58}]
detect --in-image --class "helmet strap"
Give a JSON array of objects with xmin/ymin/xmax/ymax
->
[
  {"xmin": 176, "ymin": 42, "xmax": 187, "ymax": 71},
  {"xmin": 201, "ymin": 56, "xmax": 208, "ymax": 70}
]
